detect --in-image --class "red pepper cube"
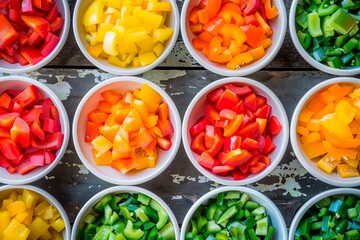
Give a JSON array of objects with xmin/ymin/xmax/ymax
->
[
  {"xmin": 215, "ymin": 89, "xmax": 239, "ymax": 110},
  {"xmin": 224, "ymin": 84, "xmax": 252, "ymax": 97},
  {"xmin": 221, "ymin": 148, "xmax": 252, "ymax": 167},
  {"xmin": 269, "ymin": 116, "xmax": 282, "ymax": 136},
  {"xmin": 191, "ymin": 131, "xmax": 206, "ymax": 155},
  {"xmin": 198, "ymin": 151, "xmax": 219, "ymax": 170}
]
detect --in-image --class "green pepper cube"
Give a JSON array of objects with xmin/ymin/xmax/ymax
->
[
  {"xmin": 342, "ymin": 0, "xmax": 355, "ymax": 9},
  {"xmin": 296, "ymin": 12, "xmax": 309, "ymax": 29},
  {"xmin": 297, "ymin": 30, "xmax": 312, "ymax": 49},
  {"xmin": 308, "ymin": 12, "xmax": 323, "ymax": 37},
  {"xmin": 322, "ymin": 15, "xmax": 335, "ymax": 37},
  {"xmin": 343, "ymin": 38, "xmax": 359, "ymax": 53},
  {"xmin": 328, "ymin": 8, "xmax": 356, "ymax": 35},
  {"xmin": 318, "ymin": 1, "xmax": 339, "ymax": 16}
]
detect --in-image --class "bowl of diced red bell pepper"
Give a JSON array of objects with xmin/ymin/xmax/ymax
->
[
  {"xmin": 290, "ymin": 77, "xmax": 360, "ymax": 187},
  {"xmin": 0, "ymin": 76, "xmax": 70, "ymax": 185},
  {"xmin": 180, "ymin": 0, "xmax": 287, "ymax": 76},
  {"xmin": 182, "ymin": 77, "xmax": 289, "ymax": 185},
  {"xmin": 72, "ymin": 76, "xmax": 181, "ymax": 185},
  {"xmin": 0, "ymin": 0, "xmax": 70, "ymax": 74}
]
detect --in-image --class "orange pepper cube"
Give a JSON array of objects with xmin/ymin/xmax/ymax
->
[
  {"xmin": 138, "ymin": 84, "xmax": 162, "ymax": 113},
  {"xmin": 91, "ymin": 135, "xmax": 112, "ymax": 155}
]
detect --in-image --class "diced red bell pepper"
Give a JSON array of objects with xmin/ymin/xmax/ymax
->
[
  {"xmin": 190, "ymin": 117, "xmax": 208, "ymax": 136},
  {"xmin": 244, "ymin": 93, "xmax": 258, "ymax": 111},
  {"xmin": 214, "ymin": 119, "xmax": 228, "ymax": 128},
  {"xmin": 221, "ymin": 148, "xmax": 252, "ymax": 167},
  {"xmin": 258, "ymin": 135, "xmax": 265, "ymax": 152},
  {"xmin": 198, "ymin": 151, "xmax": 219, "ymax": 169},
  {"xmin": 157, "ymin": 136, "xmax": 172, "ymax": 151},
  {"xmin": 0, "ymin": 152, "xmax": 11, "ymax": 168},
  {"xmin": 205, "ymin": 103, "xmax": 220, "ymax": 123},
  {"xmin": 44, "ymin": 150, "xmax": 56, "ymax": 164},
  {"xmin": 0, "ymin": 50, "xmax": 17, "ymax": 64},
  {"xmin": 224, "ymin": 84, "xmax": 252, "ymax": 97},
  {"xmin": 13, "ymin": 85, "xmax": 39, "ymax": 108},
  {"xmin": 29, "ymin": 151, "xmax": 45, "ymax": 166},
  {"xmin": 0, "ymin": 112, "xmax": 19, "ymax": 129},
  {"xmin": 0, "ymin": 139, "xmax": 22, "ymax": 160},
  {"xmin": 28, "ymin": 31, "xmax": 44, "ymax": 47},
  {"xmin": 9, "ymin": 0, "xmax": 20, "ymax": 10},
  {"xmin": 269, "ymin": 116, "xmax": 282, "ymax": 136},
  {"xmin": 232, "ymin": 100, "xmax": 247, "ymax": 114},
  {"xmin": 223, "ymin": 135, "xmax": 242, "ymax": 152},
  {"xmin": 50, "ymin": 104, "xmax": 59, "ymax": 121},
  {"xmin": 85, "ymin": 121, "xmax": 101, "ymax": 142},
  {"xmin": 17, "ymin": 161, "xmax": 37, "ymax": 175},
  {"xmin": 207, "ymin": 134, "xmax": 223, "ymax": 157},
  {"xmin": 30, "ymin": 120, "xmax": 45, "ymax": 141},
  {"xmin": 45, "ymin": 4, "xmax": 58, "ymax": 22},
  {"xmin": 243, "ymin": 0, "xmax": 262, "ymax": 15},
  {"xmin": 243, "ymin": 15, "xmax": 259, "ymax": 26},
  {"xmin": 157, "ymin": 119, "xmax": 174, "ymax": 136},
  {"xmin": 205, "ymin": 125, "xmax": 222, "ymax": 148},
  {"xmin": 33, "ymin": 0, "xmax": 49, "ymax": 10},
  {"xmin": 215, "ymin": 89, "xmax": 239, "ymax": 110},
  {"xmin": 0, "ymin": 13, "xmax": 19, "ymax": 49},
  {"xmin": 259, "ymin": 155, "xmax": 271, "ymax": 166},
  {"xmin": 42, "ymin": 97, "xmax": 52, "ymax": 119},
  {"xmin": 212, "ymin": 165, "xmax": 234, "ymax": 175},
  {"xmin": 0, "ymin": 107, "xmax": 9, "ymax": 115},
  {"xmin": 9, "ymin": 9, "xmax": 23, "ymax": 25},
  {"xmin": 50, "ymin": 17, "xmax": 64, "ymax": 32},
  {"xmin": 22, "ymin": 106, "xmax": 41, "ymax": 123},
  {"xmin": 240, "ymin": 137, "xmax": 259, "ymax": 150},
  {"xmin": 11, "ymin": 117, "xmax": 30, "ymax": 148},
  {"xmin": 256, "ymin": 95, "xmax": 267, "ymax": 107},
  {"xmin": 219, "ymin": 109, "xmax": 236, "ymax": 120},
  {"xmin": 43, "ymin": 117, "xmax": 61, "ymax": 133},
  {"xmin": 207, "ymin": 87, "xmax": 224, "ymax": 104},
  {"xmin": 22, "ymin": 0, "xmax": 34, "ymax": 12},
  {"xmin": 249, "ymin": 161, "xmax": 267, "ymax": 174},
  {"xmin": 21, "ymin": 14, "xmax": 49, "ymax": 38},
  {"xmin": 191, "ymin": 131, "xmax": 206, "ymax": 155},
  {"xmin": 19, "ymin": 47, "xmax": 43, "ymax": 65},
  {"xmin": 18, "ymin": 31, "xmax": 28, "ymax": 46},
  {"xmin": 15, "ymin": 53, "xmax": 30, "ymax": 65},
  {"xmin": 88, "ymin": 110, "xmax": 107, "ymax": 124},
  {"xmin": 32, "ymin": 132, "xmax": 64, "ymax": 150},
  {"xmin": 0, "ymin": 92, "xmax": 12, "ymax": 110},
  {"xmin": 203, "ymin": 17, "xmax": 224, "ymax": 35},
  {"xmin": 0, "ymin": 128, "xmax": 10, "ymax": 139},
  {"xmin": 262, "ymin": 135, "xmax": 275, "ymax": 154},
  {"xmin": 232, "ymin": 168, "xmax": 250, "ymax": 180},
  {"xmin": 237, "ymin": 122, "xmax": 261, "ymax": 140}
]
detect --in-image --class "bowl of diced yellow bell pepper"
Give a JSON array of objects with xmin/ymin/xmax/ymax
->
[
  {"xmin": 72, "ymin": 76, "xmax": 181, "ymax": 185},
  {"xmin": 73, "ymin": 0, "xmax": 180, "ymax": 75},
  {"xmin": 290, "ymin": 77, "xmax": 360, "ymax": 187},
  {"xmin": 0, "ymin": 185, "xmax": 71, "ymax": 240}
]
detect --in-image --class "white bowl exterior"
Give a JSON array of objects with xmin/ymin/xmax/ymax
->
[
  {"xmin": 73, "ymin": 76, "xmax": 181, "ymax": 185},
  {"xmin": 71, "ymin": 186, "xmax": 180, "ymax": 240},
  {"xmin": 0, "ymin": 185, "xmax": 71, "ymax": 240},
  {"xmin": 180, "ymin": 0, "xmax": 287, "ymax": 76},
  {"xmin": 0, "ymin": 0, "xmax": 70, "ymax": 74},
  {"xmin": 289, "ymin": 0, "xmax": 360, "ymax": 75},
  {"xmin": 290, "ymin": 77, "xmax": 360, "ymax": 187},
  {"xmin": 73, "ymin": 0, "xmax": 179, "ymax": 75},
  {"xmin": 0, "ymin": 76, "xmax": 70, "ymax": 185},
  {"xmin": 180, "ymin": 186, "xmax": 287, "ymax": 239},
  {"xmin": 182, "ymin": 77, "xmax": 289, "ymax": 185},
  {"xmin": 289, "ymin": 188, "xmax": 360, "ymax": 240}
]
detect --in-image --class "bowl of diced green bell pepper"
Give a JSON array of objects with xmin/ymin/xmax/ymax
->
[
  {"xmin": 180, "ymin": 186, "xmax": 287, "ymax": 240},
  {"xmin": 289, "ymin": 0, "xmax": 360, "ymax": 75},
  {"xmin": 71, "ymin": 186, "xmax": 179, "ymax": 240},
  {"xmin": 289, "ymin": 188, "xmax": 360, "ymax": 240}
]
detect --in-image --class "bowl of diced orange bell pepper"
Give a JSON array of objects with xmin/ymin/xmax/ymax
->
[
  {"xmin": 73, "ymin": 0, "xmax": 179, "ymax": 75},
  {"xmin": 180, "ymin": 0, "xmax": 287, "ymax": 76},
  {"xmin": 0, "ymin": 185, "xmax": 71, "ymax": 240},
  {"xmin": 290, "ymin": 77, "xmax": 360, "ymax": 187},
  {"xmin": 72, "ymin": 76, "xmax": 181, "ymax": 185}
]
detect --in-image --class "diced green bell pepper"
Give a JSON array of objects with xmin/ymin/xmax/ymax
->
[{"xmin": 328, "ymin": 8, "xmax": 356, "ymax": 34}]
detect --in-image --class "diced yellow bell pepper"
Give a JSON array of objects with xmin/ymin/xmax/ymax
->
[
  {"xmin": 138, "ymin": 84, "xmax": 162, "ymax": 113},
  {"xmin": 319, "ymin": 113, "xmax": 353, "ymax": 139},
  {"xmin": 22, "ymin": 209, "xmax": 34, "ymax": 226},
  {"xmin": 343, "ymin": 157, "xmax": 359, "ymax": 168},
  {"xmin": 0, "ymin": 211, "xmax": 10, "ymax": 240},
  {"xmin": 124, "ymin": 53, "xmax": 137, "ymax": 65},
  {"xmin": 153, "ymin": 27, "xmax": 174, "ymax": 43},
  {"xmin": 300, "ymin": 132, "xmax": 321, "ymax": 144},
  {"xmin": 85, "ymin": 24, "xmax": 97, "ymax": 32},
  {"xmin": 28, "ymin": 217, "xmax": 50, "ymax": 240},
  {"xmin": 298, "ymin": 107, "xmax": 315, "ymax": 123},
  {"xmin": 2, "ymin": 199, "xmax": 13, "ymax": 210},
  {"xmin": 43, "ymin": 205, "xmax": 54, "ymax": 220},
  {"xmin": 296, "ymin": 126, "xmax": 309, "ymax": 136},
  {"xmin": 322, "ymin": 140, "xmax": 358, "ymax": 161},
  {"xmin": 23, "ymin": 189, "xmax": 39, "ymax": 210},
  {"xmin": 87, "ymin": 44, "xmax": 104, "ymax": 58},
  {"xmin": 35, "ymin": 201, "xmax": 50, "ymax": 216},
  {"xmin": 335, "ymin": 99, "xmax": 358, "ymax": 125},
  {"xmin": 337, "ymin": 163, "xmax": 360, "ymax": 178},
  {"xmin": 153, "ymin": 42, "xmax": 164, "ymax": 57},
  {"xmin": 103, "ymin": 13, "xmax": 118, "ymax": 25},
  {"xmin": 312, "ymin": 104, "xmax": 335, "ymax": 119},
  {"xmin": 317, "ymin": 155, "xmax": 339, "ymax": 174},
  {"xmin": 106, "ymin": 0, "xmax": 122, "ymax": 10},
  {"xmin": 123, "ymin": 109, "xmax": 144, "ymax": 132},
  {"xmin": 121, "ymin": 15, "xmax": 142, "ymax": 29},
  {"xmin": 103, "ymin": 31, "xmax": 119, "ymax": 56},
  {"xmin": 49, "ymin": 228, "xmax": 63, "ymax": 240},
  {"xmin": 349, "ymin": 87, "xmax": 360, "ymax": 99},
  {"xmin": 138, "ymin": 51, "xmax": 157, "ymax": 66},
  {"xmin": 146, "ymin": 2, "xmax": 172, "ymax": 11},
  {"xmin": 124, "ymin": 27, "xmax": 148, "ymax": 42},
  {"xmin": 96, "ymin": 23, "xmax": 114, "ymax": 42},
  {"xmin": 85, "ymin": 32, "xmax": 99, "ymax": 46},
  {"xmin": 7, "ymin": 191, "xmax": 17, "ymax": 201},
  {"xmin": 132, "ymin": 57, "xmax": 141, "ymax": 67},
  {"xmin": 136, "ymin": 36, "xmax": 155, "ymax": 51},
  {"xmin": 305, "ymin": 119, "xmax": 320, "ymax": 132},
  {"xmin": 132, "ymin": 8, "xmax": 163, "ymax": 29},
  {"xmin": 91, "ymin": 135, "xmax": 113, "ymax": 155},
  {"xmin": 108, "ymin": 56, "xmax": 127, "ymax": 68},
  {"xmin": 4, "ymin": 219, "xmax": 30, "ymax": 240},
  {"xmin": 83, "ymin": 0, "xmax": 105, "ymax": 26},
  {"xmin": 302, "ymin": 141, "xmax": 327, "ymax": 159},
  {"xmin": 14, "ymin": 211, "xmax": 29, "ymax": 224},
  {"xmin": 112, "ymin": 25, "xmax": 125, "ymax": 40},
  {"xmin": 134, "ymin": 100, "xmax": 149, "ymax": 122},
  {"xmin": 39, "ymin": 230, "xmax": 52, "ymax": 240},
  {"xmin": 50, "ymin": 218, "xmax": 65, "ymax": 232},
  {"xmin": 118, "ymin": 42, "xmax": 138, "ymax": 53},
  {"xmin": 6, "ymin": 201, "xmax": 26, "ymax": 217}
]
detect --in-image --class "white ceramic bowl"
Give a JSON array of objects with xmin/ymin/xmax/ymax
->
[
  {"xmin": 180, "ymin": 0, "xmax": 287, "ymax": 76},
  {"xmin": 0, "ymin": 0, "xmax": 70, "ymax": 74},
  {"xmin": 73, "ymin": 76, "xmax": 181, "ymax": 185},
  {"xmin": 73, "ymin": 0, "xmax": 179, "ymax": 75},
  {"xmin": 0, "ymin": 185, "xmax": 71, "ymax": 240},
  {"xmin": 289, "ymin": 188, "xmax": 360, "ymax": 240},
  {"xmin": 0, "ymin": 76, "xmax": 70, "ymax": 185},
  {"xmin": 290, "ymin": 77, "xmax": 360, "ymax": 187},
  {"xmin": 182, "ymin": 77, "xmax": 289, "ymax": 185},
  {"xmin": 71, "ymin": 186, "xmax": 180, "ymax": 240},
  {"xmin": 180, "ymin": 186, "xmax": 287, "ymax": 239},
  {"xmin": 289, "ymin": 0, "xmax": 360, "ymax": 75}
]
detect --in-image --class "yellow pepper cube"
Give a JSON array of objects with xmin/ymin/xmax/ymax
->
[
  {"xmin": 112, "ymin": 25, "xmax": 125, "ymax": 40},
  {"xmin": 91, "ymin": 135, "xmax": 113, "ymax": 155},
  {"xmin": 83, "ymin": 0, "xmax": 105, "ymax": 26},
  {"xmin": 14, "ymin": 211, "xmax": 29, "ymax": 224},
  {"xmin": 2, "ymin": 199, "xmax": 13, "ymax": 210},
  {"xmin": 50, "ymin": 218, "xmax": 65, "ymax": 232},
  {"xmin": 87, "ymin": 44, "xmax": 103, "ymax": 58},
  {"xmin": 136, "ymin": 36, "xmax": 155, "ymax": 51},
  {"xmin": 35, "ymin": 201, "xmax": 50, "ymax": 216},
  {"xmin": 132, "ymin": 57, "xmax": 141, "ymax": 67},
  {"xmin": 85, "ymin": 24, "xmax": 97, "ymax": 32},
  {"xmin": 103, "ymin": 31, "xmax": 119, "ymax": 56},
  {"xmin": 118, "ymin": 42, "xmax": 138, "ymax": 54},
  {"xmin": 298, "ymin": 107, "xmax": 315, "ymax": 123},
  {"xmin": 106, "ymin": 0, "xmax": 122, "ymax": 10},
  {"xmin": 302, "ymin": 141, "xmax": 326, "ymax": 159},
  {"xmin": 153, "ymin": 42, "xmax": 164, "ymax": 57},
  {"xmin": 124, "ymin": 27, "xmax": 148, "ymax": 43},
  {"xmin": 49, "ymin": 228, "xmax": 63, "ymax": 240},
  {"xmin": 138, "ymin": 84, "xmax": 162, "ymax": 113},
  {"xmin": 95, "ymin": 23, "xmax": 114, "ymax": 42},
  {"xmin": 300, "ymin": 132, "xmax": 321, "ymax": 145},
  {"xmin": 349, "ymin": 88, "xmax": 360, "ymax": 99},
  {"xmin": 153, "ymin": 27, "xmax": 174, "ymax": 43},
  {"xmin": 296, "ymin": 126, "xmax": 309, "ymax": 136},
  {"xmin": 305, "ymin": 119, "xmax": 320, "ymax": 132},
  {"xmin": 337, "ymin": 163, "xmax": 360, "ymax": 178},
  {"xmin": 133, "ymin": 8, "xmax": 163, "ymax": 29},
  {"xmin": 342, "ymin": 157, "xmax": 359, "ymax": 168},
  {"xmin": 28, "ymin": 217, "xmax": 50, "ymax": 240},
  {"xmin": 317, "ymin": 155, "xmax": 339, "ymax": 174},
  {"xmin": 319, "ymin": 113, "xmax": 353, "ymax": 139},
  {"xmin": 6, "ymin": 201, "xmax": 26, "ymax": 217},
  {"xmin": 335, "ymin": 99, "xmax": 358, "ymax": 125},
  {"xmin": 22, "ymin": 209, "xmax": 34, "ymax": 226},
  {"xmin": 4, "ymin": 219, "xmax": 30, "ymax": 240},
  {"xmin": 39, "ymin": 230, "xmax": 52, "ymax": 240},
  {"xmin": 108, "ymin": 56, "xmax": 127, "ymax": 68},
  {"xmin": 43, "ymin": 205, "xmax": 54, "ymax": 220},
  {"xmin": 0, "ymin": 211, "xmax": 10, "ymax": 240},
  {"xmin": 138, "ymin": 51, "xmax": 157, "ymax": 66},
  {"xmin": 146, "ymin": 2, "xmax": 172, "ymax": 11},
  {"xmin": 85, "ymin": 32, "xmax": 98, "ymax": 46},
  {"xmin": 121, "ymin": 15, "xmax": 142, "ymax": 29},
  {"xmin": 23, "ymin": 189, "xmax": 40, "ymax": 210}
]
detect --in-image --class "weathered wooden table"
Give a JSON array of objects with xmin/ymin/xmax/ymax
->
[{"xmin": 1, "ymin": 0, "xmax": 359, "ymax": 232}]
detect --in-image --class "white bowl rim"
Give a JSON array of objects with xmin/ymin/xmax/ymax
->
[
  {"xmin": 290, "ymin": 77, "xmax": 360, "ymax": 187},
  {"xmin": 289, "ymin": 0, "xmax": 360, "ymax": 76},
  {"xmin": 288, "ymin": 188, "xmax": 360, "ymax": 240},
  {"xmin": 0, "ymin": 184, "xmax": 71, "ymax": 240},
  {"xmin": 71, "ymin": 185, "xmax": 180, "ymax": 240},
  {"xmin": 180, "ymin": 0, "xmax": 287, "ymax": 77},
  {"xmin": 0, "ymin": 76, "xmax": 70, "ymax": 185},
  {"xmin": 180, "ymin": 186, "xmax": 288, "ymax": 239},
  {"xmin": 0, "ymin": 0, "xmax": 71, "ymax": 74},
  {"xmin": 72, "ymin": 0, "xmax": 180, "ymax": 76},
  {"xmin": 182, "ymin": 77, "xmax": 289, "ymax": 185},
  {"xmin": 72, "ymin": 76, "xmax": 182, "ymax": 185}
]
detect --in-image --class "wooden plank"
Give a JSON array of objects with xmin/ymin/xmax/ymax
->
[
  {"xmin": 49, "ymin": 0, "xmax": 312, "ymax": 69},
  {"xmin": 0, "ymin": 69, "xmax": 346, "ymax": 227}
]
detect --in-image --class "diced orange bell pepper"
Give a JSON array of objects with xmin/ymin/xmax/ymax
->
[
  {"xmin": 197, "ymin": 9, "xmax": 210, "ymax": 24},
  {"xmin": 226, "ymin": 52, "xmax": 254, "ymax": 69},
  {"xmin": 144, "ymin": 115, "xmax": 159, "ymax": 128},
  {"xmin": 317, "ymin": 155, "xmax": 339, "ymax": 174},
  {"xmin": 296, "ymin": 126, "xmax": 309, "ymax": 136},
  {"xmin": 91, "ymin": 135, "xmax": 112, "ymax": 155},
  {"xmin": 335, "ymin": 99, "xmax": 358, "ymax": 125},
  {"xmin": 203, "ymin": 17, "xmax": 225, "ymax": 35},
  {"xmin": 322, "ymin": 140, "xmax": 358, "ymax": 161},
  {"xmin": 190, "ymin": 23, "xmax": 203, "ymax": 34},
  {"xmin": 88, "ymin": 110, "xmax": 108, "ymax": 124},
  {"xmin": 337, "ymin": 163, "xmax": 360, "ymax": 178},
  {"xmin": 323, "ymin": 131, "xmax": 360, "ymax": 149},
  {"xmin": 242, "ymin": 24, "xmax": 263, "ymax": 48},
  {"xmin": 312, "ymin": 104, "xmax": 335, "ymax": 119},
  {"xmin": 307, "ymin": 95, "xmax": 326, "ymax": 112},
  {"xmin": 209, "ymin": 50, "xmax": 232, "ymax": 63},
  {"xmin": 247, "ymin": 46, "xmax": 265, "ymax": 59},
  {"xmin": 219, "ymin": 24, "xmax": 247, "ymax": 47},
  {"xmin": 198, "ymin": 31, "xmax": 214, "ymax": 43},
  {"xmin": 192, "ymin": 37, "xmax": 210, "ymax": 51},
  {"xmin": 209, "ymin": 35, "xmax": 223, "ymax": 57},
  {"xmin": 123, "ymin": 109, "xmax": 144, "ymax": 132},
  {"xmin": 101, "ymin": 90, "xmax": 122, "ymax": 104},
  {"xmin": 302, "ymin": 141, "xmax": 326, "ymax": 159},
  {"xmin": 298, "ymin": 107, "xmax": 315, "ymax": 123},
  {"xmin": 263, "ymin": 0, "xmax": 278, "ymax": 20},
  {"xmin": 138, "ymin": 84, "xmax": 162, "ymax": 113},
  {"xmin": 328, "ymin": 83, "xmax": 347, "ymax": 100},
  {"xmin": 189, "ymin": 6, "xmax": 200, "ymax": 24},
  {"xmin": 224, "ymin": 114, "xmax": 244, "ymax": 137},
  {"xmin": 254, "ymin": 12, "xmax": 270, "ymax": 34},
  {"xmin": 318, "ymin": 90, "xmax": 336, "ymax": 105},
  {"xmin": 92, "ymin": 150, "xmax": 113, "ymax": 165},
  {"xmin": 205, "ymin": 0, "xmax": 222, "ymax": 19},
  {"xmin": 217, "ymin": 3, "xmax": 243, "ymax": 25},
  {"xmin": 111, "ymin": 158, "xmax": 137, "ymax": 174}
]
